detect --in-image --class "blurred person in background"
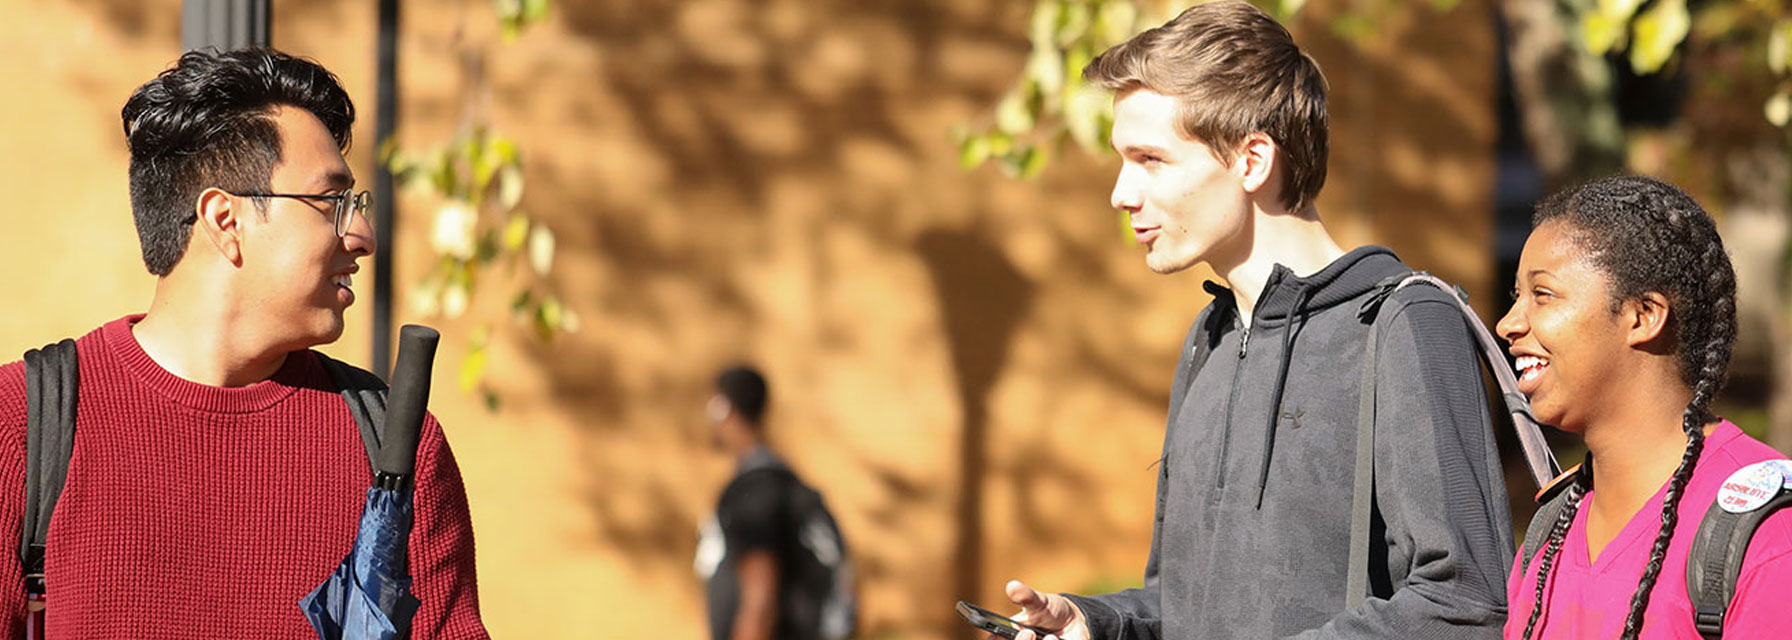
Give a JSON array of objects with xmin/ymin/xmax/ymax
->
[
  {"xmin": 696, "ymin": 365, "xmax": 856, "ymax": 640},
  {"xmin": 0, "ymin": 48, "xmax": 487, "ymax": 637},
  {"xmin": 992, "ymin": 2, "xmax": 1512, "ymax": 638},
  {"xmin": 1500, "ymin": 176, "xmax": 1792, "ymax": 639}
]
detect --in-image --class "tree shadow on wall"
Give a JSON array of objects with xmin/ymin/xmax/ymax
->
[{"xmin": 915, "ymin": 229, "xmax": 1032, "ymax": 616}]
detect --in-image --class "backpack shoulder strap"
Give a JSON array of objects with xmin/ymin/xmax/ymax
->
[
  {"xmin": 315, "ymin": 352, "xmax": 389, "ymax": 478},
  {"xmin": 1519, "ymin": 477, "xmax": 1578, "ymax": 575},
  {"xmin": 1345, "ymin": 275, "xmax": 1404, "ymax": 609},
  {"xmin": 20, "ymin": 339, "xmax": 79, "ymax": 596},
  {"xmin": 1378, "ymin": 272, "xmax": 1562, "ymax": 491},
  {"xmin": 1685, "ymin": 465, "xmax": 1792, "ymax": 639}
]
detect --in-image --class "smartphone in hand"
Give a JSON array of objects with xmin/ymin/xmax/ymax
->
[{"xmin": 956, "ymin": 600, "xmax": 1053, "ymax": 639}]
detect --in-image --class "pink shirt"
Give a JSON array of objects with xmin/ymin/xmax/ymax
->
[{"xmin": 1505, "ymin": 421, "xmax": 1792, "ymax": 639}]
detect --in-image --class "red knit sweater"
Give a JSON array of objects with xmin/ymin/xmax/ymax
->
[{"xmin": 0, "ymin": 316, "xmax": 488, "ymax": 638}]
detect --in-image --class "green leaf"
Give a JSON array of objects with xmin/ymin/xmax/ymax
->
[
  {"xmin": 1064, "ymin": 84, "xmax": 1110, "ymax": 151},
  {"xmin": 498, "ymin": 164, "xmax": 525, "ymax": 210},
  {"xmin": 1095, "ymin": 0, "xmax": 1140, "ymax": 46},
  {"xmin": 459, "ymin": 341, "xmax": 488, "ymax": 391},
  {"xmin": 1580, "ymin": 12, "xmax": 1626, "ymax": 56},
  {"xmin": 1056, "ymin": 2, "xmax": 1093, "ymax": 47},
  {"xmin": 443, "ymin": 281, "xmax": 471, "ymax": 319},
  {"xmin": 1766, "ymin": 89, "xmax": 1791, "ymax": 127},
  {"xmin": 995, "ymin": 91, "xmax": 1036, "ymax": 135},
  {"xmin": 535, "ymin": 296, "xmax": 564, "ymax": 341},
  {"xmin": 1628, "ymin": 0, "xmax": 1689, "ymax": 74},
  {"xmin": 1027, "ymin": 47, "xmax": 1066, "ymax": 98},
  {"xmin": 489, "ymin": 135, "xmax": 520, "ymax": 165},
  {"xmin": 476, "ymin": 228, "xmax": 502, "ymax": 264},
  {"xmin": 1063, "ymin": 42, "xmax": 1096, "ymax": 101},
  {"xmin": 503, "ymin": 212, "xmax": 531, "ymax": 250},
  {"xmin": 986, "ymin": 131, "xmax": 1014, "ymax": 156},
  {"xmin": 1019, "ymin": 145, "xmax": 1049, "ymax": 179},
  {"xmin": 1772, "ymin": 22, "xmax": 1792, "ymax": 76},
  {"xmin": 998, "ymin": 145, "xmax": 1037, "ymax": 179},
  {"xmin": 958, "ymin": 136, "xmax": 992, "ymax": 170},
  {"xmin": 432, "ymin": 202, "xmax": 479, "ymax": 260},
  {"xmin": 528, "ymin": 225, "xmax": 556, "ymax": 275},
  {"xmin": 1029, "ymin": 0, "xmax": 1062, "ymax": 50},
  {"xmin": 510, "ymin": 289, "xmax": 535, "ymax": 315},
  {"xmin": 433, "ymin": 149, "xmax": 460, "ymax": 197}
]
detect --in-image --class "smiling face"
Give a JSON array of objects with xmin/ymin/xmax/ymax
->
[
  {"xmin": 1496, "ymin": 221, "xmax": 1639, "ymax": 432},
  {"xmin": 235, "ymin": 106, "xmax": 375, "ymax": 349},
  {"xmin": 1108, "ymin": 89, "xmax": 1252, "ymax": 275}
]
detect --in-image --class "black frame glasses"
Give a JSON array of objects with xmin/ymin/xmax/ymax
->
[{"xmin": 229, "ymin": 189, "xmax": 371, "ymax": 237}]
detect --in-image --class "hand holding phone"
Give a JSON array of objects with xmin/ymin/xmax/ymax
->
[
  {"xmin": 976, "ymin": 580, "xmax": 1090, "ymax": 640},
  {"xmin": 956, "ymin": 600, "xmax": 1054, "ymax": 639}
]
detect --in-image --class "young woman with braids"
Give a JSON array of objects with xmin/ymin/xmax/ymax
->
[{"xmin": 1496, "ymin": 175, "xmax": 1792, "ymax": 639}]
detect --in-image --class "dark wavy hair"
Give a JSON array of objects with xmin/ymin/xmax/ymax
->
[
  {"xmin": 1518, "ymin": 175, "xmax": 1737, "ymax": 640},
  {"xmin": 122, "ymin": 48, "xmax": 355, "ymax": 275}
]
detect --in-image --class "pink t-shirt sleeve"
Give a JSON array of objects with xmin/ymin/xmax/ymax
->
[{"xmin": 1720, "ymin": 510, "xmax": 1792, "ymax": 636}]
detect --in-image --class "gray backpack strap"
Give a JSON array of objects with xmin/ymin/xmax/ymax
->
[
  {"xmin": 316, "ymin": 353, "xmax": 389, "ymax": 478},
  {"xmin": 1391, "ymin": 273, "xmax": 1561, "ymax": 490},
  {"xmin": 1685, "ymin": 470, "xmax": 1792, "ymax": 639},
  {"xmin": 20, "ymin": 339, "xmax": 79, "ymax": 597},
  {"xmin": 1344, "ymin": 270, "xmax": 1573, "ymax": 608},
  {"xmin": 1345, "ymin": 298, "xmax": 1386, "ymax": 609},
  {"xmin": 1518, "ymin": 479, "xmax": 1577, "ymax": 576}
]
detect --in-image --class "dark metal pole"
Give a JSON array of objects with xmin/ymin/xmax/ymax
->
[
  {"xmin": 372, "ymin": 0, "xmax": 400, "ymax": 380},
  {"xmin": 181, "ymin": 0, "xmax": 270, "ymax": 51}
]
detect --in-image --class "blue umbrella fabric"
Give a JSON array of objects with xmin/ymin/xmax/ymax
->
[
  {"xmin": 303, "ymin": 325, "xmax": 440, "ymax": 640},
  {"xmin": 301, "ymin": 486, "xmax": 421, "ymax": 639}
]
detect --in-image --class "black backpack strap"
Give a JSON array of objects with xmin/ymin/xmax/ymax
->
[
  {"xmin": 1685, "ymin": 467, "xmax": 1792, "ymax": 639},
  {"xmin": 1344, "ymin": 277, "xmax": 1400, "ymax": 609},
  {"xmin": 20, "ymin": 339, "xmax": 79, "ymax": 596},
  {"xmin": 316, "ymin": 353, "xmax": 390, "ymax": 478},
  {"xmin": 1519, "ymin": 475, "xmax": 1579, "ymax": 576}
]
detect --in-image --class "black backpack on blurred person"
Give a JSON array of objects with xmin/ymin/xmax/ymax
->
[{"xmin": 738, "ymin": 463, "xmax": 859, "ymax": 640}]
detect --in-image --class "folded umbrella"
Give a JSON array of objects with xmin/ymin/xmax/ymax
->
[{"xmin": 302, "ymin": 325, "xmax": 440, "ymax": 640}]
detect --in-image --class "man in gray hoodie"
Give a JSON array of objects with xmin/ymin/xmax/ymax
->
[{"xmin": 995, "ymin": 2, "xmax": 1512, "ymax": 638}]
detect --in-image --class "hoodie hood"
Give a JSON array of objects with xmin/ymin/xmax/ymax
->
[{"xmin": 1241, "ymin": 245, "xmax": 1412, "ymax": 328}]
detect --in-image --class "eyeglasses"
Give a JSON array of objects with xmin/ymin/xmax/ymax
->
[{"xmin": 229, "ymin": 189, "xmax": 371, "ymax": 237}]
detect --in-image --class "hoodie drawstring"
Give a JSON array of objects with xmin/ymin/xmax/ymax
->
[{"xmin": 1255, "ymin": 284, "xmax": 1311, "ymax": 509}]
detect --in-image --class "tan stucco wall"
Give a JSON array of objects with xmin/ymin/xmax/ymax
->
[{"xmin": 0, "ymin": 0, "xmax": 1493, "ymax": 637}]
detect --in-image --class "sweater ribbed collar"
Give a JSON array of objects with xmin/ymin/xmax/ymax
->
[{"xmin": 103, "ymin": 314, "xmax": 320, "ymax": 414}]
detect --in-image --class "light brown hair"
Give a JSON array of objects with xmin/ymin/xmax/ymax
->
[{"xmin": 1084, "ymin": 1, "xmax": 1329, "ymax": 212}]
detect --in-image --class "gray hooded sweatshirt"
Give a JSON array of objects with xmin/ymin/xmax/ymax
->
[{"xmin": 1065, "ymin": 246, "xmax": 1513, "ymax": 639}]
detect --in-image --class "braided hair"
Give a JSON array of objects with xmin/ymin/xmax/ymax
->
[{"xmin": 1518, "ymin": 175, "xmax": 1737, "ymax": 639}]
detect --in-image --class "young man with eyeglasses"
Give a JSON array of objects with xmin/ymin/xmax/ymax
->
[{"xmin": 0, "ymin": 49, "xmax": 488, "ymax": 637}]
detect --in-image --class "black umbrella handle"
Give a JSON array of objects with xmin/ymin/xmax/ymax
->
[{"xmin": 378, "ymin": 325, "xmax": 440, "ymax": 490}]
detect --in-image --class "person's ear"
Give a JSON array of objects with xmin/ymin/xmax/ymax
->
[
  {"xmin": 1236, "ymin": 132, "xmax": 1278, "ymax": 195},
  {"xmin": 194, "ymin": 187, "xmax": 243, "ymax": 266},
  {"xmin": 1623, "ymin": 292, "xmax": 1671, "ymax": 348}
]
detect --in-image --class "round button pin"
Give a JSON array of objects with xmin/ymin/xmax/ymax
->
[
  {"xmin": 1766, "ymin": 459, "xmax": 1792, "ymax": 490},
  {"xmin": 1718, "ymin": 461, "xmax": 1784, "ymax": 514}
]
